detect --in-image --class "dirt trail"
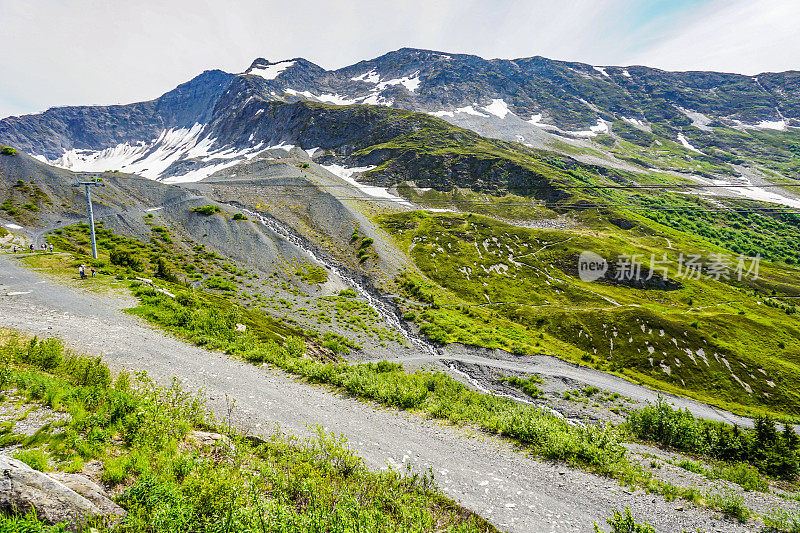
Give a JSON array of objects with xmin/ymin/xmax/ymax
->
[
  {"xmin": 0, "ymin": 255, "xmax": 753, "ymax": 533},
  {"xmin": 360, "ymin": 346, "xmax": 759, "ymax": 428}
]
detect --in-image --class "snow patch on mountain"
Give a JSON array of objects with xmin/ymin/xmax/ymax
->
[
  {"xmin": 285, "ymin": 88, "xmax": 314, "ymax": 98},
  {"xmin": 483, "ymin": 99, "xmax": 512, "ymax": 119},
  {"xmin": 568, "ymin": 119, "xmax": 608, "ymax": 137},
  {"xmin": 321, "ymin": 164, "xmax": 411, "ymax": 206},
  {"xmin": 376, "ymin": 72, "xmax": 421, "ymax": 92},
  {"xmin": 622, "ymin": 117, "xmax": 646, "ymax": 128},
  {"xmin": 676, "ymin": 107, "xmax": 713, "ymax": 131},
  {"xmin": 430, "ymin": 105, "xmax": 490, "ymax": 118},
  {"xmin": 756, "ymin": 119, "xmax": 787, "ymax": 131},
  {"xmin": 247, "ymin": 61, "xmax": 295, "ymax": 80},
  {"xmin": 593, "ymin": 66, "xmax": 609, "ymax": 77},
  {"xmin": 316, "ymin": 93, "xmax": 358, "ymax": 105},
  {"xmin": 46, "ymin": 123, "xmax": 267, "ymax": 182},
  {"xmin": 731, "ymin": 185, "xmax": 800, "ymax": 209},
  {"xmin": 677, "ymin": 133, "xmax": 702, "ymax": 153},
  {"xmin": 351, "ymin": 70, "xmax": 380, "ymax": 83}
]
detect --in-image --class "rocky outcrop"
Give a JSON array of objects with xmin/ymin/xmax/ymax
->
[
  {"xmin": 0, "ymin": 456, "xmax": 97, "ymax": 527},
  {"xmin": 47, "ymin": 472, "xmax": 126, "ymax": 519},
  {"xmin": 0, "ymin": 456, "xmax": 124, "ymax": 529}
]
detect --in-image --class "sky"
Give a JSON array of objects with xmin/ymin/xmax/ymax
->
[{"xmin": 1, "ymin": 0, "xmax": 799, "ymax": 119}]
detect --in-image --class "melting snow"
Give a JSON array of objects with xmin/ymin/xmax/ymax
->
[
  {"xmin": 568, "ymin": 119, "xmax": 608, "ymax": 137},
  {"xmin": 284, "ymin": 88, "xmax": 314, "ymax": 99},
  {"xmin": 730, "ymin": 185, "xmax": 800, "ymax": 208},
  {"xmin": 351, "ymin": 70, "xmax": 380, "ymax": 83},
  {"xmin": 756, "ymin": 119, "xmax": 787, "ymax": 130},
  {"xmin": 593, "ymin": 66, "xmax": 609, "ymax": 77},
  {"xmin": 47, "ymin": 123, "xmax": 266, "ymax": 182},
  {"xmin": 622, "ymin": 117, "xmax": 646, "ymax": 128},
  {"xmin": 316, "ymin": 93, "xmax": 358, "ymax": 105},
  {"xmin": 375, "ymin": 72, "xmax": 421, "ymax": 93},
  {"xmin": 677, "ymin": 133, "xmax": 702, "ymax": 153},
  {"xmin": 430, "ymin": 105, "xmax": 490, "ymax": 118},
  {"xmin": 4, "ymin": 223, "xmax": 22, "ymax": 230},
  {"xmin": 321, "ymin": 164, "xmax": 411, "ymax": 206},
  {"xmin": 622, "ymin": 69, "xmax": 632, "ymax": 78},
  {"xmin": 247, "ymin": 60, "xmax": 295, "ymax": 80},
  {"xmin": 483, "ymin": 99, "xmax": 512, "ymax": 119}
]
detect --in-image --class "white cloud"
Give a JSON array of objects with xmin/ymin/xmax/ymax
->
[{"xmin": 626, "ymin": 0, "xmax": 800, "ymax": 74}]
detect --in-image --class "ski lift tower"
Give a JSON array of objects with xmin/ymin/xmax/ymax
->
[{"xmin": 73, "ymin": 176, "xmax": 104, "ymax": 259}]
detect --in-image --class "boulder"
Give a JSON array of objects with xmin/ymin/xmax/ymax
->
[
  {"xmin": 0, "ymin": 456, "xmax": 98, "ymax": 528},
  {"xmin": 47, "ymin": 472, "xmax": 126, "ymax": 518},
  {"xmin": 188, "ymin": 429, "xmax": 228, "ymax": 446}
]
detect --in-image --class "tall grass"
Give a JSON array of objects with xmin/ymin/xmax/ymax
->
[{"xmin": 0, "ymin": 333, "xmax": 495, "ymax": 533}]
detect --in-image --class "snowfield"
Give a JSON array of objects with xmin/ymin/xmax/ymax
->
[{"xmin": 247, "ymin": 60, "xmax": 295, "ymax": 80}]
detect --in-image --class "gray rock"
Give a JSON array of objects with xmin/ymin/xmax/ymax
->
[
  {"xmin": 0, "ymin": 456, "xmax": 98, "ymax": 528},
  {"xmin": 47, "ymin": 472, "xmax": 126, "ymax": 518}
]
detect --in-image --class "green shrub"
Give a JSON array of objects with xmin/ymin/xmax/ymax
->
[
  {"xmin": 204, "ymin": 275, "xmax": 236, "ymax": 292},
  {"xmin": 628, "ymin": 398, "xmax": 800, "ymax": 481},
  {"xmin": 0, "ymin": 146, "xmax": 17, "ymax": 156},
  {"xmin": 707, "ymin": 491, "xmax": 750, "ymax": 522},
  {"xmin": 594, "ymin": 507, "xmax": 655, "ymax": 532},
  {"xmin": 709, "ymin": 462, "xmax": 768, "ymax": 492},
  {"xmin": 110, "ymin": 250, "xmax": 144, "ymax": 271},
  {"xmin": 23, "ymin": 337, "xmax": 64, "ymax": 371},
  {"xmin": 191, "ymin": 205, "xmax": 221, "ymax": 216},
  {"xmin": 499, "ymin": 375, "xmax": 542, "ymax": 398},
  {"xmin": 232, "ymin": 213, "xmax": 247, "ymax": 221}
]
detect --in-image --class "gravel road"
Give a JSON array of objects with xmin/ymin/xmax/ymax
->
[
  {"xmin": 362, "ymin": 346, "xmax": 761, "ymax": 428},
  {"xmin": 0, "ymin": 255, "xmax": 755, "ymax": 532}
]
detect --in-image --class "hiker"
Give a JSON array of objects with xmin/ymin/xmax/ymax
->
[
  {"xmin": 29, "ymin": 244, "xmax": 34, "ymax": 251},
  {"xmin": 90, "ymin": 266, "xmax": 96, "ymax": 277},
  {"xmin": 79, "ymin": 264, "xmax": 86, "ymax": 279},
  {"xmin": 49, "ymin": 244, "xmax": 53, "ymax": 252},
  {"xmin": 12, "ymin": 246, "xmax": 16, "ymax": 253}
]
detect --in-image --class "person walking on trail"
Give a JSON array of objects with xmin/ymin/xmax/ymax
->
[
  {"xmin": 90, "ymin": 267, "xmax": 96, "ymax": 277},
  {"xmin": 79, "ymin": 264, "xmax": 86, "ymax": 279},
  {"xmin": 48, "ymin": 244, "xmax": 53, "ymax": 252}
]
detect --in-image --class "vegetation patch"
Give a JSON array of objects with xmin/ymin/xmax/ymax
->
[
  {"xmin": 0, "ymin": 331, "xmax": 495, "ymax": 532},
  {"xmin": 377, "ymin": 210, "xmax": 800, "ymax": 417},
  {"xmin": 191, "ymin": 205, "xmax": 221, "ymax": 216}
]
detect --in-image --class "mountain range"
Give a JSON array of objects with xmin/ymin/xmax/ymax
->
[{"xmin": 1, "ymin": 47, "xmax": 799, "ymax": 190}]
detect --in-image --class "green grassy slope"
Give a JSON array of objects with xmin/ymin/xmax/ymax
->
[{"xmin": 378, "ymin": 208, "xmax": 800, "ymax": 417}]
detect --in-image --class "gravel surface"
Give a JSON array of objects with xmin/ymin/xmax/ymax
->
[
  {"xmin": 0, "ymin": 254, "xmax": 757, "ymax": 532},
  {"xmin": 361, "ymin": 344, "xmax": 763, "ymax": 429}
]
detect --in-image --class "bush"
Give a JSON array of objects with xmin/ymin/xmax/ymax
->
[
  {"xmin": 191, "ymin": 205, "xmax": 221, "ymax": 216},
  {"xmin": 23, "ymin": 337, "xmax": 64, "ymax": 371},
  {"xmin": 110, "ymin": 250, "xmax": 144, "ymax": 271},
  {"xmin": 0, "ymin": 146, "xmax": 17, "ymax": 156},
  {"xmin": 707, "ymin": 491, "xmax": 750, "ymax": 522},
  {"xmin": 594, "ymin": 507, "xmax": 655, "ymax": 533},
  {"xmin": 232, "ymin": 213, "xmax": 247, "ymax": 221},
  {"xmin": 628, "ymin": 399, "xmax": 799, "ymax": 482},
  {"xmin": 499, "ymin": 375, "xmax": 542, "ymax": 398}
]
